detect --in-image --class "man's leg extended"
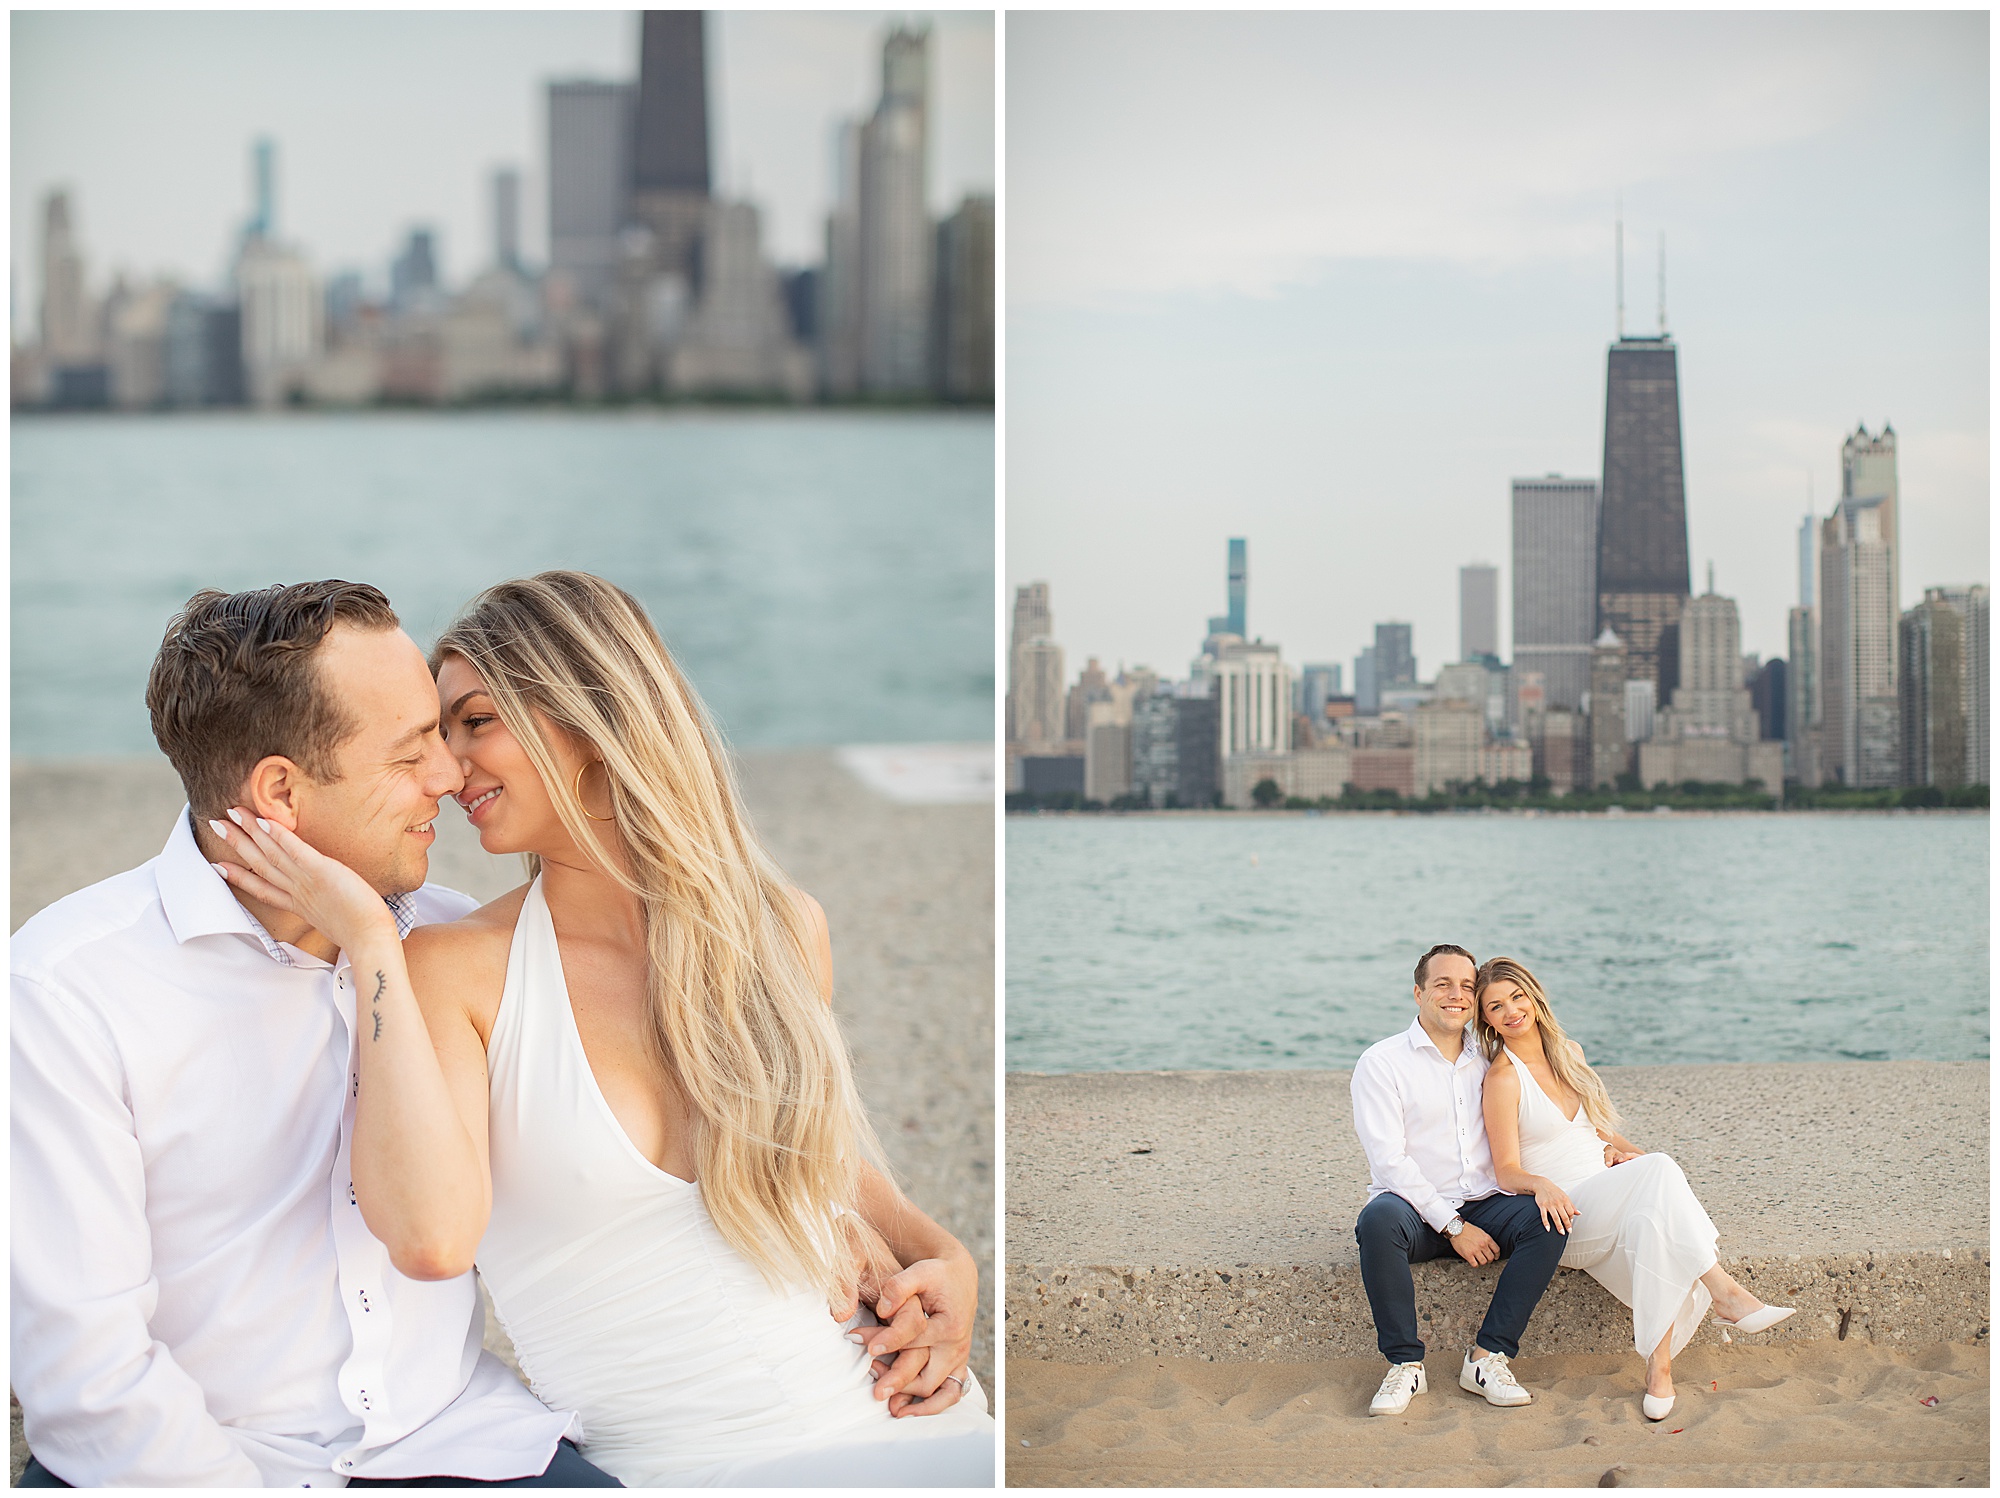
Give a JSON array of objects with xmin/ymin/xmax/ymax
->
[
  {"xmin": 1459, "ymin": 1194, "xmax": 1567, "ymax": 1359},
  {"xmin": 17, "ymin": 1455, "xmax": 71, "ymax": 1487},
  {"xmin": 345, "ymin": 1439, "xmax": 623, "ymax": 1487},
  {"xmin": 1354, "ymin": 1192, "xmax": 1448, "ymax": 1365}
]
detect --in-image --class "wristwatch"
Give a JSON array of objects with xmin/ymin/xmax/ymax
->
[{"xmin": 1443, "ymin": 1215, "xmax": 1465, "ymax": 1237}]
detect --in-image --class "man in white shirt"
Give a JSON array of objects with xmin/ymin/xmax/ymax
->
[
  {"xmin": 1348, "ymin": 943, "xmax": 1568, "ymax": 1417},
  {"xmin": 12, "ymin": 581, "xmax": 620, "ymax": 1487}
]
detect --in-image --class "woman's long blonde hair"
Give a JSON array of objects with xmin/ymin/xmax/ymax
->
[
  {"xmin": 1472, "ymin": 957, "xmax": 1620, "ymax": 1135},
  {"xmin": 433, "ymin": 571, "xmax": 881, "ymax": 1299}
]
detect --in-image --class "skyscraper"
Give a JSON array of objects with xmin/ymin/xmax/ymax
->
[
  {"xmin": 1213, "ymin": 640, "xmax": 1291, "ymax": 758},
  {"xmin": 246, "ymin": 136, "xmax": 276, "ymax": 243},
  {"xmin": 1511, "ymin": 475, "xmax": 1599, "ymax": 711},
  {"xmin": 548, "ymin": 80, "xmax": 636, "ymax": 308},
  {"xmin": 1899, "ymin": 594, "xmax": 1966, "ymax": 789},
  {"xmin": 664, "ymin": 200, "xmax": 813, "ymax": 399},
  {"xmin": 628, "ymin": 10, "xmax": 712, "ymax": 287},
  {"xmin": 632, "ymin": 11, "xmax": 710, "ymax": 196},
  {"xmin": 1588, "ymin": 628, "xmax": 1628, "ymax": 788},
  {"xmin": 1820, "ymin": 490, "xmax": 1899, "ymax": 787},
  {"xmin": 1787, "ymin": 512, "xmax": 1821, "ymax": 785},
  {"xmin": 1597, "ymin": 335, "xmax": 1691, "ymax": 697},
  {"xmin": 1842, "ymin": 424, "xmax": 1899, "ymax": 622},
  {"xmin": 237, "ymin": 238, "xmax": 321, "ymax": 408},
  {"xmin": 1008, "ymin": 580, "xmax": 1064, "ymax": 751},
  {"xmin": 1374, "ymin": 622, "xmax": 1415, "ymax": 689},
  {"xmin": 390, "ymin": 230, "xmax": 439, "ymax": 313},
  {"xmin": 1908, "ymin": 584, "xmax": 1989, "ymax": 788},
  {"xmin": 493, "ymin": 168, "xmax": 522, "ymax": 273},
  {"xmin": 858, "ymin": 26, "xmax": 932, "ymax": 393},
  {"xmin": 1459, "ymin": 563, "xmax": 1499, "ymax": 660},
  {"xmin": 40, "ymin": 191, "xmax": 95, "ymax": 368},
  {"xmin": 1937, "ymin": 585, "xmax": 1991, "ymax": 784},
  {"xmin": 818, "ymin": 122, "xmax": 864, "ymax": 397},
  {"xmin": 1300, "ymin": 663, "xmax": 1342, "ymax": 728},
  {"xmin": 1226, "ymin": 538, "xmax": 1247, "ymax": 638},
  {"xmin": 1641, "ymin": 588, "xmax": 1782, "ymax": 789},
  {"xmin": 932, "ymin": 194, "xmax": 994, "ymax": 401},
  {"xmin": 1354, "ymin": 646, "xmax": 1379, "ymax": 714}
]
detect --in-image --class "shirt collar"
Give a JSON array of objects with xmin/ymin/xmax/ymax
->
[
  {"xmin": 158, "ymin": 806, "xmax": 418, "ymax": 962},
  {"xmin": 1406, "ymin": 1013, "xmax": 1474, "ymax": 1063}
]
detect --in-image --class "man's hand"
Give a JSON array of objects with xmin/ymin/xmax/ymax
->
[
  {"xmin": 854, "ymin": 1250, "xmax": 979, "ymax": 1416},
  {"xmin": 828, "ymin": 1214, "xmax": 904, "ymax": 1323},
  {"xmin": 1448, "ymin": 1222, "xmax": 1500, "ymax": 1267}
]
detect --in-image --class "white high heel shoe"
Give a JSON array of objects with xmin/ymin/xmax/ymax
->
[
  {"xmin": 1720, "ymin": 1304, "xmax": 1796, "ymax": 1334},
  {"xmin": 1641, "ymin": 1390, "xmax": 1675, "ymax": 1421}
]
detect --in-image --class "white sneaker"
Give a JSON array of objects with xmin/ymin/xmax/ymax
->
[
  {"xmin": 1369, "ymin": 1360, "xmax": 1427, "ymax": 1415},
  {"xmin": 1459, "ymin": 1349, "xmax": 1533, "ymax": 1407}
]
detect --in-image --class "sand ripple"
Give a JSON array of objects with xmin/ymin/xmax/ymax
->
[{"xmin": 1008, "ymin": 1340, "xmax": 1988, "ymax": 1486}]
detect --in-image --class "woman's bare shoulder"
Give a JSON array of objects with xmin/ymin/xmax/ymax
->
[
  {"xmin": 778, "ymin": 887, "xmax": 834, "ymax": 1003},
  {"xmin": 404, "ymin": 886, "xmax": 532, "ymax": 1019}
]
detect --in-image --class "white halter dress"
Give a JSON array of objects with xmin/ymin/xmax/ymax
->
[
  {"xmin": 1500, "ymin": 1048, "xmax": 1720, "ymax": 1358},
  {"xmin": 474, "ymin": 878, "xmax": 994, "ymax": 1487}
]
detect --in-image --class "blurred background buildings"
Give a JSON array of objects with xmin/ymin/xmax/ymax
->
[{"xmin": 14, "ymin": 12, "xmax": 992, "ymax": 411}]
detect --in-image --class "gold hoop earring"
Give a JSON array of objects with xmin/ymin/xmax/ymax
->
[{"xmin": 574, "ymin": 761, "xmax": 614, "ymax": 820}]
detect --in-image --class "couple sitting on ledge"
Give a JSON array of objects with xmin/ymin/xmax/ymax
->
[
  {"xmin": 12, "ymin": 574, "xmax": 993, "ymax": 1487},
  {"xmin": 1352, "ymin": 943, "xmax": 1796, "ymax": 1422}
]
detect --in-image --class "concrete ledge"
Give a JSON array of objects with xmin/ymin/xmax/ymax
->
[{"xmin": 1005, "ymin": 1065, "xmax": 1988, "ymax": 1362}]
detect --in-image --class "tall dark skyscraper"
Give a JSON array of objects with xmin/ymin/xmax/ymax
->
[
  {"xmin": 633, "ymin": 11, "xmax": 710, "ymax": 196},
  {"xmin": 1596, "ymin": 334, "xmax": 1691, "ymax": 696}
]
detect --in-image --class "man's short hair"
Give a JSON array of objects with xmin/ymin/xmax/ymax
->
[
  {"xmin": 146, "ymin": 581, "xmax": 400, "ymax": 818},
  {"xmin": 1414, "ymin": 943, "xmax": 1478, "ymax": 989}
]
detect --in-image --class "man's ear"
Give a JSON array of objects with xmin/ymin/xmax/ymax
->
[{"xmin": 243, "ymin": 756, "xmax": 308, "ymax": 832}]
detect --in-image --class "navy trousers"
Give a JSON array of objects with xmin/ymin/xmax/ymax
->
[
  {"xmin": 1354, "ymin": 1190, "xmax": 1567, "ymax": 1365},
  {"xmin": 19, "ymin": 1440, "xmax": 622, "ymax": 1488}
]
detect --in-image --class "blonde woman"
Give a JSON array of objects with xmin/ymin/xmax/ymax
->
[
  {"xmin": 1473, "ymin": 958, "xmax": 1794, "ymax": 1422},
  {"xmin": 211, "ymin": 572, "xmax": 993, "ymax": 1486}
]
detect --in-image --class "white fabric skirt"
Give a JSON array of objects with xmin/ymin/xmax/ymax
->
[{"xmin": 1559, "ymin": 1152, "xmax": 1720, "ymax": 1357}]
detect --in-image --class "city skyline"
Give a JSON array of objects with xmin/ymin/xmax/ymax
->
[
  {"xmin": 12, "ymin": 11, "xmax": 994, "ymax": 312},
  {"xmin": 19, "ymin": 14, "xmax": 993, "ymax": 412},
  {"xmin": 1007, "ymin": 10, "xmax": 1987, "ymax": 675}
]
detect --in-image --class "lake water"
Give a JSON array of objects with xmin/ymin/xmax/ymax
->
[
  {"xmin": 12, "ymin": 409, "xmax": 993, "ymax": 755},
  {"xmin": 1006, "ymin": 812, "xmax": 1990, "ymax": 1070}
]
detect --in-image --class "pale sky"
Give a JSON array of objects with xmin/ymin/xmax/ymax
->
[
  {"xmin": 13, "ymin": 10, "xmax": 994, "ymax": 311},
  {"xmin": 1007, "ymin": 11, "xmax": 1988, "ymax": 679}
]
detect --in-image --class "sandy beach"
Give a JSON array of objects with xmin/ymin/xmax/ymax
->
[
  {"xmin": 10, "ymin": 749, "xmax": 993, "ymax": 1484},
  {"xmin": 1006, "ymin": 1066, "xmax": 1988, "ymax": 1486},
  {"xmin": 1008, "ymin": 1340, "xmax": 1990, "ymax": 1486}
]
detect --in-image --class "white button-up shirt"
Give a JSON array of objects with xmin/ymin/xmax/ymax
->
[
  {"xmin": 12, "ymin": 810, "xmax": 576, "ymax": 1487},
  {"xmin": 1351, "ymin": 1016, "xmax": 1503, "ymax": 1231}
]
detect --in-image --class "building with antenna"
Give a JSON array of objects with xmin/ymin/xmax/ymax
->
[
  {"xmin": 1597, "ymin": 335, "xmax": 1691, "ymax": 697},
  {"xmin": 1596, "ymin": 209, "xmax": 1692, "ymax": 700}
]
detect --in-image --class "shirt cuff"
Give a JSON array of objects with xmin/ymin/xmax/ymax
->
[{"xmin": 1419, "ymin": 1200, "xmax": 1460, "ymax": 1234}]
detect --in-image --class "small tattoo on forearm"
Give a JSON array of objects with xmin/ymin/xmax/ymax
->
[{"xmin": 370, "ymin": 970, "xmax": 386, "ymax": 1042}]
